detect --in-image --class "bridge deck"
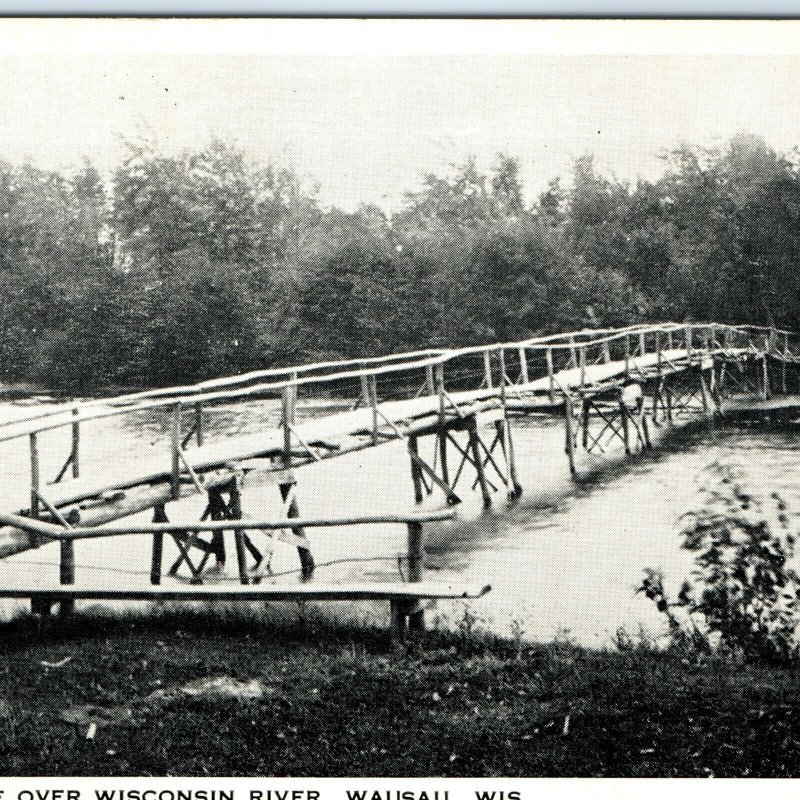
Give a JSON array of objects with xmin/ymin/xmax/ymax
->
[{"xmin": 37, "ymin": 346, "xmax": 716, "ymax": 513}]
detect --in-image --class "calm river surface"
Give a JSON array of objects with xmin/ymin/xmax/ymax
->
[{"xmin": 1, "ymin": 397, "xmax": 798, "ymax": 648}]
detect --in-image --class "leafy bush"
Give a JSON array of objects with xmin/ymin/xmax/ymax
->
[{"xmin": 640, "ymin": 461, "xmax": 800, "ymax": 663}]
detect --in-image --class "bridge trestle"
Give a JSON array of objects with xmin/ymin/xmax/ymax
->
[
  {"xmin": 561, "ymin": 360, "xmax": 729, "ymax": 477},
  {"xmin": 407, "ymin": 408, "xmax": 522, "ymax": 508},
  {"xmin": 146, "ymin": 467, "xmax": 314, "ymax": 589}
]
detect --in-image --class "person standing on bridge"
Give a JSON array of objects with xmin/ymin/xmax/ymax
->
[{"xmin": 619, "ymin": 377, "xmax": 651, "ymax": 450}]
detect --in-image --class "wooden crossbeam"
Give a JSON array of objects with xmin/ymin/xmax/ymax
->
[
  {"xmin": 51, "ymin": 449, "xmax": 76, "ymax": 485},
  {"xmin": 408, "ymin": 448, "xmax": 461, "ymax": 505}
]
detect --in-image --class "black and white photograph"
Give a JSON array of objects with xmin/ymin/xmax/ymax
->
[{"xmin": 2, "ymin": 16, "xmax": 800, "ymax": 780}]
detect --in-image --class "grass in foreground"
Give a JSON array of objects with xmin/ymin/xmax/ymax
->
[{"xmin": 2, "ymin": 605, "xmax": 800, "ymax": 777}]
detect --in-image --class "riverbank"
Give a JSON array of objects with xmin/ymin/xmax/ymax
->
[{"xmin": 2, "ymin": 605, "xmax": 800, "ymax": 777}]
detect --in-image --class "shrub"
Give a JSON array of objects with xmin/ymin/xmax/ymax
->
[{"xmin": 640, "ymin": 460, "xmax": 800, "ymax": 664}]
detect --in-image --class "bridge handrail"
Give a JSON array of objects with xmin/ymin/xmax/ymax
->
[
  {"xmin": 0, "ymin": 321, "xmax": 795, "ymax": 444},
  {"xmin": 0, "ymin": 322, "xmax": 674, "ymax": 432},
  {"xmin": 0, "ymin": 508, "xmax": 455, "ymax": 541},
  {"xmin": 0, "ymin": 347, "xmax": 450, "ymax": 433}
]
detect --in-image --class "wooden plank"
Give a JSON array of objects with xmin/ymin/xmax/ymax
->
[{"xmin": 0, "ymin": 582, "xmax": 492, "ymax": 602}]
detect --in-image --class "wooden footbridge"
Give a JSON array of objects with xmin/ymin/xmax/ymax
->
[{"xmin": 0, "ymin": 321, "xmax": 797, "ymax": 637}]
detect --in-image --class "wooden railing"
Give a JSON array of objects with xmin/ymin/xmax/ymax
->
[{"xmin": 0, "ymin": 508, "xmax": 476, "ymax": 638}]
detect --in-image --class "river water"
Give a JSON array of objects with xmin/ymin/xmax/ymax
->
[{"xmin": 0, "ymin": 397, "xmax": 798, "ymax": 648}]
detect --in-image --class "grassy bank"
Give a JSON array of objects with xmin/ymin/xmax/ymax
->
[{"xmin": 2, "ymin": 606, "xmax": 800, "ymax": 777}]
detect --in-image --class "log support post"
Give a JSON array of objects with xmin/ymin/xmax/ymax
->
[
  {"xmin": 498, "ymin": 350, "xmax": 521, "ymax": 499},
  {"xmin": 655, "ymin": 331, "xmax": 663, "ymax": 382},
  {"xmin": 150, "ymin": 504, "xmax": 168, "ymax": 585},
  {"xmin": 279, "ymin": 479, "xmax": 315, "ymax": 580},
  {"xmin": 698, "ymin": 367, "xmax": 712, "ymax": 416},
  {"xmin": 619, "ymin": 400, "xmax": 632, "ymax": 455},
  {"xmin": 564, "ymin": 395, "xmax": 577, "ymax": 477},
  {"xmin": 408, "ymin": 434, "xmax": 425, "ymax": 503},
  {"xmin": 228, "ymin": 476, "xmax": 250, "ymax": 586},
  {"xmin": 468, "ymin": 417, "xmax": 492, "ymax": 508},
  {"xmin": 59, "ymin": 538, "xmax": 75, "ymax": 618},
  {"xmin": 391, "ymin": 520, "xmax": 425, "ymax": 642}
]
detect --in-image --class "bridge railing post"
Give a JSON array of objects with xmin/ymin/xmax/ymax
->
[
  {"xmin": 639, "ymin": 331, "xmax": 646, "ymax": 358},
  {"xmin": 782, "ymin": 332, "xmax": 788, "ymax": 394},
  {"xmin": 368, "ymin": 374, "xmax": 379, "ymax": 444},
  {"xmin": 483, "ymin": 350, "xmax": 493, "ymax": 389},
  {"xmin": 71, "ymin": 408, "xmax": 80, "ymax": 479},
  {"xmin": 569, "ymin": 336, "xmax": 578, "ymax": 369},
  {"xmin": 425, "ymin": 364, "xmax": 435, "ymax": 395},
  {"xmin": 546, "ymin": 348, "xmax": 555, "ymax": 403},
  {"xmin": 624, "ymin": 334, "xmax": 630, "ymax": 378},
  {"xmin": 282, "ymin": 380, "xmax": 296, "ymax": 467},
  {"xmin": 579, "ymin": 345, "xmax": 586, "ymax": 390},
  {"xmin": 656, "ymin": 330, "xmax": 662, "ymax": 379},
  {"xmin": 435, "ymin": 362, "xmax": 446, "ymax": 421},
  {"xmin": 194, "ymin": 402, "xmax": 204, "ymax": 447},
  {"xmin": 686, "ymin": 325, "xmax": 693, "ymax": 361},
  {"xmin": 499, "ymin": 349, "xmax": 507, "ymax": 404},
  {"xmin": 518, "ymin": 346, "xmax": 529, "ymax": 384},
  {"xmin": 170, "ymin": 402, "xmax": 182, "ymax": 501},
  {"xmin": 29, "ymin": 432, "xmax": 40, "ymax": 521},
  {"xmin": 360, "ymin": 374, "xmax": 371, "ymax": 406}
]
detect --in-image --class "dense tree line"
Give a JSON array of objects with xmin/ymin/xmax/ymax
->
[{"xmin": 1, "ymin": 132, "xmax": 799, "ymax": 393}]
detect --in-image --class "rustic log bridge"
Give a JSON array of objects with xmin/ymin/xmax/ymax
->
[{"xmin": 0, "ymin": 321, "xmax": 799, "ymax": 584}]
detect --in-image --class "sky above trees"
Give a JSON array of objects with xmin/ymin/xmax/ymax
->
[{"xmin": 2, "ymin": 50, "xmax": 800, "ymax": 211}]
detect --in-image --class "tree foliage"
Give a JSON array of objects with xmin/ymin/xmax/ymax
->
[{"xmin": 1, "ymin": 133, "xmax": 800, "ymax": 393}]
